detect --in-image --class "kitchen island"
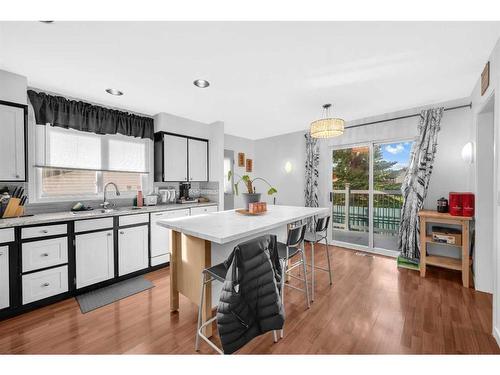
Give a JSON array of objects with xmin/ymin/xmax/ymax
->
[{"xmin": 157, "ymin": 205, "xmax": 329, "ymax": 336}]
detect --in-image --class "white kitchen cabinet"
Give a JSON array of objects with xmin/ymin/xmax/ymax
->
[
  {"xmin": 22, "ymin": 237, "xmax": 68, "ymax": 273},
  {"xmin": 0, "ymin": 246, "xmax": 9, "ymax": 310},
  {"xmin": 188, "ymin": 138, "xmax": 208, "ymax": 181},
  {"xmin": 75, "ymin": 230, "xmax": 114, "ymax": 289},
  {"xmin": 164, "ymin": 134, "xmax": 188, "ymax": 182},
  {"xmin": 118, "ymin": 225, "xmax": 149, "ymax": 276},
  {"xmin": 150, "ymin": 209, "xmax": 190, "ymax": 265},
  {"xmin": 22, "ymin": 265, "xmax": 68, "ymax": 305},
  {"xmin": 0, "ymin": 103, "xmax": 25, "ymax": 181}
]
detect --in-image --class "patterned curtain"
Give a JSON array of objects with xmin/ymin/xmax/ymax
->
[
  {"xmin": 398, "ymin": 107, "xmax": 444, "ymax": 261},
  {"xmin": 304, "ymin": 133, "xmax": 320, "ymax": 230}
]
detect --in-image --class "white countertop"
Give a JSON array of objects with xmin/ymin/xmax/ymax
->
[
  {"xmin": 157, "ymin": 205, "xmax": 329, "ymax": 244},
  {"xmin": 0, "ymin": 202, "xmax": 218, "ymax": 228}
]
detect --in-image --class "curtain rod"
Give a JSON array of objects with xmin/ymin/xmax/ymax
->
[{"xmin": 345, "ymin": 103, "xmax": 472, "ymax": 130}]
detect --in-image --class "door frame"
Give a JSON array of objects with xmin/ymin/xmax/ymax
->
[{"xmin": 329, "ymin": 136, "xmax": 416, "ymax": 258}]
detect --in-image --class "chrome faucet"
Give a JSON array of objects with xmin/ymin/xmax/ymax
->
[{"xmin": 102, "ymin": 182, "xmax": 121, "ymax": 210}]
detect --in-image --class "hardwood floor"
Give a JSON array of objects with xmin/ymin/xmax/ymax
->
[{"xmin": 0, "ymin": 244, "xmax": 498, "ymax": 354}]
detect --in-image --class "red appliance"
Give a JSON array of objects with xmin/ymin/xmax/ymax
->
[
  {"xmin": 449, "ymin": 192, "xmax": 475, "ymax": 217},
  {"xmin": 449, "ymin": 192, "xmax": 462, "ymax": 216},
  {"xmin": 461, "ymin": 192, "xmax": 475, "ymax": 217}
]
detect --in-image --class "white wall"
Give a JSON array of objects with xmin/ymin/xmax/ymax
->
[
  {"xmin": 469, "ymin": 38, "xmax": 500, "ymax": 345},
  {"xmin": 254, "ymin": 132, "xmax": 306, "ymax": 207},
  {"xmin": 224, "ymin": 134, "xmax": 256, "ymax": 209},
  {"xmin": 0, "ymin": 69, "xmax": 27, "ymax": 104}
]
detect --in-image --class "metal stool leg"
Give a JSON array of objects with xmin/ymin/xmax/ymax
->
[
  {"xmin": 300, "ymin": 249, "xmax": 311, "ymax": 309},
  {"xmin": 311, "ymin": 241, "xmax": 315, "ymax": 302},
  {"xmin": 195, "ymin": 272, "xmax": 206, "ymax": 352},
  {"xmin": 280, "ymin": 258, "xmax": 286, "ymax": 339},
  {"xmin": 325, "ymin": 238, "xmax": 333, "ymax": 285}
]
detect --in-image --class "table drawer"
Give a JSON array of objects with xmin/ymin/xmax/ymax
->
[
  {"xmin": 119, "ymin": 213, "xmax": 149, "ymax": 227},
  {"xmin": 75, "ymin": 217, "xmax": 114, "ymax": 233},
  {"xmin": 22, "ymin": 265, "xmax": 68, "ymax": 305},
  {"xmin": 190, "ymin": 205, "xmax": 218, "ymax": 216},
  {"xmin": 0, "ymin": 228, "xmax": 14, "ymax": 244},
  {"xmin": 22, "ymin": 224, "xmax": 67, "ymax": 240},
  {"xmin": 22, "ymin": 237, "xmax": 68, "ymax": 273}
]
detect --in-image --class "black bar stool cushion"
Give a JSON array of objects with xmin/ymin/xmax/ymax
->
[
  {"xmin": 204, "ymin": 263, "xmax": 227, "ymax": 282},
  {"xmin": 216, "ymin": 234, "xmax": 284, "ymax": 354},
  {"xmin": 277, "ymin": 241, "xmax": 301, "ymax": 259},
  {"xmin": 304, "ymin": 232, "xmax": 325, "ymax": 243}
]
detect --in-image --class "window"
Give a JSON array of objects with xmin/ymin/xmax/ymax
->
[{"xmin": 34, "ymin": 126, "xmax": 150, "ymax": 201}]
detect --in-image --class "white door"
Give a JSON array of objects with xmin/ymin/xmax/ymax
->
[
  {"xmin": 75, "ymin": 230, "xmax": 114, "ymax": 289},
  {"xmin": 164, "ymin": 134, "xmax": 188, "ymax": 182},
  {"xmin": 150, "ymin": 209, "xmax": 190, "ymax": 258},
  {"xmin": 0, "ymin": 246, "xmax": 9, "ymax": 310},
  {"xmin": 188, "ymin": 138, "xmax": 208, "ymax": 181},
  {"xmin": 0, "ymin": 103, "xmax": 25, "ymax": 181},
  {"xmin": 118, "ymin": 225, "xmax": 149, "ymax": 276}
]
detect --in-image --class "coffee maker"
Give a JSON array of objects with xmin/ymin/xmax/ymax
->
[{"xmin": 178, "ymin": 182, "xmax": 196, "ymax": 203}]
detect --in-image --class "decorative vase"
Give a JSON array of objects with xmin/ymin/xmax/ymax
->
[{"xmin": 242, "ymin": 193, "xmax": 261, "ymax": 209}]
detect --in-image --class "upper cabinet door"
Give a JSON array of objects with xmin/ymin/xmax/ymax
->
[
  {"xmin": 0, "ymin": 103, "xmax": 25, "ymax": 181},
  {"xmin": 164, "ymin": 134, "xmax": 188, "ymax": 182},
  {"xmin": 188, "ymin": 138, "xmax": 208, "ymax": 181}
]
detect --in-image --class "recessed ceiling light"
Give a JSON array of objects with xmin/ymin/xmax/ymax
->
[
  {"xmin": 193, "ymin": 79, "xmax": 210, "ymax": 88},
  {"xmin": 39, "ymin": 21, "xmax": 54, "ymax": 24},
  {"xmin": 106, "ymin": 88, "xmax": 124, "ymax": 96}
]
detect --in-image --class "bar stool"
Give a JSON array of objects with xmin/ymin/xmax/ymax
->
[
  {"xmin": 195, "ymin": 263, "xmax": 279, "ymax": 353},
  {"xmin": 195, "ymin": 262, "xmax": 227, "ymax": 354},
  {"xmin": 277, "ymin": 223, "xmax": 310, "ymax": 338},
  {"xmin": 304, "ymin": 216, "xmax": 332, "ymax": 302}
]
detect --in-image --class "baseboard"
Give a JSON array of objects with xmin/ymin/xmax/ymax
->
[
  {"xmin": 494, "ymin": 326, "xmax": 500, "ymax": 348},
  {"xmin": 330, "ymin": 240, "xmax": 399, "ymax": 258}
]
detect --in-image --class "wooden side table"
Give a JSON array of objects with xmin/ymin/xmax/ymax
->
[{"xmin": 418, "ymin": 210, "xmax": 473, "ymax": 287}]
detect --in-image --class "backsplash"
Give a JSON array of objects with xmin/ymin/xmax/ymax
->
[{"xmin": 1, "ymin": 181, "xmax": 219, "ymax": 216}]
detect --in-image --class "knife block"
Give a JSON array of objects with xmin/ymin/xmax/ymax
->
[{"xmin": 2, "ymin": 198, "xmax": 22, "ymax": 218}]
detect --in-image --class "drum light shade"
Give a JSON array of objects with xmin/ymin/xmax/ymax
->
[{"xmin": 310, "ymin": 104, "xmax": 345, "ymax": 138}]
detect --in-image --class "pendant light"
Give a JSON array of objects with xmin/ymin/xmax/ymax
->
[{"xmin": 310, "ymin": 103, "xmax": 345, "ymax": 138}]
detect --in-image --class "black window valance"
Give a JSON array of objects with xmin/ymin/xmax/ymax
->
[{"xmin": 27, "ymin": 90, "xmax": 154, "ymax": 140}]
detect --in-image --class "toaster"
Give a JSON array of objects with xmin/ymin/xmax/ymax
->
[{"xmin": 144, "ymin": 194, "xmax": 158, "ymax": 206}]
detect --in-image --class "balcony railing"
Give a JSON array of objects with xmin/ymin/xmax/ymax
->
[{"xmin": 332, "ymin": 186, "xmax": 403, "ymax": 236}]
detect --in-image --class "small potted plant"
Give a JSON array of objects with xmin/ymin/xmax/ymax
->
[{"xmin": 228, "ymin": 171, "xmax": 277, "ymax": 209}]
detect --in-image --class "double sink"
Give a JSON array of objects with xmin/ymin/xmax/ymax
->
[{"xmin": 71, "ymin": 206, "xmax": 146, "ymax": 215}]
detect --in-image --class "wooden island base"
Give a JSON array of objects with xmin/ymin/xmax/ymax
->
[{"xmin": 170, "ymin": 230, "xmax": 213, "ymax": 337}]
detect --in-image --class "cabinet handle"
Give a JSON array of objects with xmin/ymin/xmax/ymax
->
[
  {"xmin": 41, "ymin": 253, "xmax": 49, "ymax": 257},
  {"xmin": 40, "ymin": 230, "xmax": 48, "ymax": 234},
  {"xmin": 107, "ymin": 233, "xmax": 112, "ymax": 236},
  {"xmin": 42, "ymin": 282, "xmax": 50, "ymax": 287},
  {"xmin": 120, "ymin": 231, "xmax": 124, "ymax": 234},
  {"xmin": 15, "ymin": 174, "xmax": 20, "ymax": 178}
]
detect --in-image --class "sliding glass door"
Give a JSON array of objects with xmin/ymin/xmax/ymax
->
[
  {"xmin": 331, "ymin": 146, "xmax": 370, "ymax": 246},
  {"xmin": 331, "ymin": 140, "xmax": 414, "ymax": 253}
]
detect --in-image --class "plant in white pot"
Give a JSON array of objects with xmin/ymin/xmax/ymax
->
[{"xmin": 228, "ymin": 171, "xmax": 277, "ymax": 209}]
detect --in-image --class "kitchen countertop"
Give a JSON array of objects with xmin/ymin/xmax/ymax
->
[
  {"xmin": 0, "ymin": 202, "xmax": 218, "ymax": 228},
  {"xmin": 157, "ymin": 205, "xmax": 329, "ymax": 244}
]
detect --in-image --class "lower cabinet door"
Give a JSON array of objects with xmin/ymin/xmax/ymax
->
[
  {"xmin": 76, "ymin": 230, "xmax": 115, "ymax": 289},
  {"xmin": 0, "ymin": 246, "xmax": 9, "ymax": 310},
  {"xmin": 22, "ymin": 265, "xmax": 68, "ymax": 305},
  {"xmin": 118, "ymin": 225, "xmax": 149, "ymax": 276}
]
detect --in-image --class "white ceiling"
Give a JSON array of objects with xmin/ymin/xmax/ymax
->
[{"xmin": 1, "ymin": 21, "xmax": 499, "ymax": 140}]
